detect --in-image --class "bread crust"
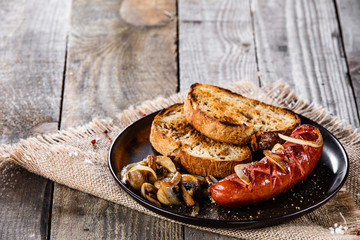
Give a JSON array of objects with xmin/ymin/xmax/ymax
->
[
  {"xmin": 150, "ymin": 122, "xmax": 181, "ymax": 156},
  {"xmin": 184, "ymin": 83, "xmax": 301, "ymax": 146},
  {"xmin": 178, "ymin": 148, "xmax": 252, "ymax": 178},
  {"xmin": 149, "ymin": 104, "xmax": 183, "ymax": 156}
]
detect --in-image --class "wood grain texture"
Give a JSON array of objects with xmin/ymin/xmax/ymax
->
[
  {"xmin": 178, "ymin": 0, "xmax": 258, "ymax": 91},
  {"xmin": 251, "ymin": 0, "xmax": 359, "ymax": 127},
  {"xmin": 51, "ymin": 187, "xmax": 182, "ymax": 239},
  {"xmin": 0, "ymin": 0, "xmax": 71, "ymax": 239},
  {"xmin": 60, "ymin": 0, "xmax": 178, "ymax": 128},
  {"xmin": 0, "ymin": 163, "xmax": 53, "ymax": 240},
  {"xmin": 184, "ymin": 230, "xmax": 238, "ymax": 240},
  {"xmin": 0, "ymin": 0, "xmax": 70, "ymax": 144},
  {"xmin": 120, "ymin": 0, "xmax": 176, "ymax": 27},
  {"xmin": 336, "ymin": 0, "xmax": 360, "ymax": 118},
  {"xmin": 51, "ymin": 0, "xmax": 181, "ymax": 239}
]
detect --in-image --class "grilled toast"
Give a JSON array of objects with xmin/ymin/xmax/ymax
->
[
  {"xmin": 184, "ymin": 83, "xmax": 300, "ymax": 147},
  {"xmin": 150, "ymin": 103, "xmax": 252, "ymax": 178}
]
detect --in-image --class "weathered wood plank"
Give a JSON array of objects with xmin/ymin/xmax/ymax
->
[
  {"xmin": 0, "ymin": 0, "xmax": 70, "ymax": 144},
  {"xmin": 0, "ymin": 0, "xmax": 71, "ymax": 239},
  {"xmin": 51, "ymin": 0, "xmax": 181, "ymax": 239},
  {"xmin": 178, "ymin": 0, "xmax": 258, "ymax": 91},
  {"xmin": 335, "ymin": 0, "xmax": 360, "ymax": 119},
  {"xmin": 51, "ymin": 187, "xmax": 183, "ymax": 239},
  {"xmin": 60, "ymin": 0, "xmax": 178, "ymax": 127},
  {"xmin": 178, "ymin": 0, "xmax": 257, "ymax": 238},
  {"xmin": 184, "ymin": 230, "xmax": 238, "ymax": 240},
  {"xmin": 0, "ymin": 163, "xmax": 53, "ymax": 240},
  {"xmin": 251, "ymin": 0, "xmax": 359, "ymax": 127}
]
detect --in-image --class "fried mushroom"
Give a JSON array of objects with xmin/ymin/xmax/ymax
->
[
  {"xmin": 181, "ymin": 174, "xmax": 201, "ymax": 207},
  {"xmin": 141, "ymin": 183, "xmax": 161, "ymax": 207},
  {"xmin": 157, "ymin": 172, "xmax": 182, "ymax": 205},
  {"xmin": 125, "ymin": 165, "xmax": 157, "ymax": 190}
]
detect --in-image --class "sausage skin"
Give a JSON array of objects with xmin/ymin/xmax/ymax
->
[{"xmin": 208, "ymin": 124, "xmax": 323, "ymax": 208}]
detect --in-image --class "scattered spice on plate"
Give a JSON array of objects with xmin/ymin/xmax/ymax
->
[
  {"xmin": 109, "ymin": 138, "xmax": 112, "ymax": 141},
  {"xmin": 91, "ymin": 139, "xmax": 96, "ymax": 144},
  {"xmin": 142, "ymin": 114, "xmax": 146, "ymax": 117},
  {"xmin": 103, "ymin": 130, "xmax": 108, "ymax": 134}
]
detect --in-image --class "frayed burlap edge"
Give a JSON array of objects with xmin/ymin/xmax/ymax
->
[{"xmin": 0, "ymin": 80, "xmax": 359, "ymax": 239}]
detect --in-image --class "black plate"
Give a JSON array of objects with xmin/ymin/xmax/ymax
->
[{"xmin": 108, "ymin": 111, "xmax": 349, "ymax": 228}]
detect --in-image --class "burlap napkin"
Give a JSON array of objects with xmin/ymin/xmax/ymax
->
[{"xmin": 1, "ymin": 81, "xmax": 359, "ymax": 239}]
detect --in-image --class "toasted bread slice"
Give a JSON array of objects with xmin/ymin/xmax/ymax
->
[
  {"xmin": 150, "ymin": 103, "xmax": 252, "ymax": 178},
  {"xmin": 184, "ymin": 83, "xmax": 300, "ymax": 147}
]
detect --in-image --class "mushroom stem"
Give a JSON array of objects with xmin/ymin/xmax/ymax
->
[
  {"xmin": 156, "ymin": 172, "xmax": 182, "ymax": 205},
  {"xmin": 181, "ymin": 174, "xmax": 201, "ymax": 207}
]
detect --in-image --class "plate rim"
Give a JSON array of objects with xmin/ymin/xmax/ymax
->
[{"xmin": 108, "ymin": 111, "xmax": 349, "ymax": 228}]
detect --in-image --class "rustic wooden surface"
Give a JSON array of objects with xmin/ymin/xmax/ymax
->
[
  {"xmin": 0, "ymin": 0, "xmax": 70, "ymax": 239},
  {"xmin": 336, "ymin": 0, "xmax": 360, "ymax": 120},
  {"xmin": 252, "ymin": 0, "xmax": 359, "ymax": 128},
  {"xmin": 0, "ymin": 0, "xmax": 359, "ymax": 239},
  {"xmin": 60, "ymin": 0, "xmax": 177, "ymax": 128},
  {"xmin": 178, "ymin": 0, "xmax": 258, "ymax": 91}
]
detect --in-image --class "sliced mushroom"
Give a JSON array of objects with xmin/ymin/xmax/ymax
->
[
  {"xmin": 181, "ymin": 174, "xmax": 201, "ymax": 207},
  {"xmin": 141, "ymin": 183, "xmax": 161, "ymax": 207},
  {"xmin": 120, "ymin": 158, "xmax": 153, "ymax": 183},
  {"xmin": 146, "ymin": 156, "xmax": 158, "ymax": 183},
  {"xmin": 120, "ymin": 163, "xmax": 138, "ymax": 183},
  {"xmin": 154, "ymin": 165, "xmax": 169, "ymax": 180},
  {"xmin": 127, "ymin": 170, "xmax": 147, "ymax": 191},
  {"xmin": 125, "ymin": 165, "xmax": 157, "ymax": 180},
  {"xmin": 125, "ymin": 166, "xmax": 157, "ymax": 190},
  {"xmin": 157, "ymin": 172, "xmax": 182, "ymax": 205},
  {"xmin": 181, "ymin": 185, "xmax": 195, "ymax": 206},
  {"xmin": 147, "ymin": 155, "xmax": 157, "ymax": 171},
  {"xmin": 155, "ymin": 156, "xmax": 177, "ymax": 173},
  {"xmin": 154, "ymin": 176, "xmax": 172, "ymax": 189}
]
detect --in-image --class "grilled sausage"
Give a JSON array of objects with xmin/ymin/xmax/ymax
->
[{"xmin": 208, "ymin": 124, "xmax": 323, "ymax": 208}]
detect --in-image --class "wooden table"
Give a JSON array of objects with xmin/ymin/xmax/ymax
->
[{"xmin": 1, "ymin": 0, "xmax": 359, "ymax": 239}]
